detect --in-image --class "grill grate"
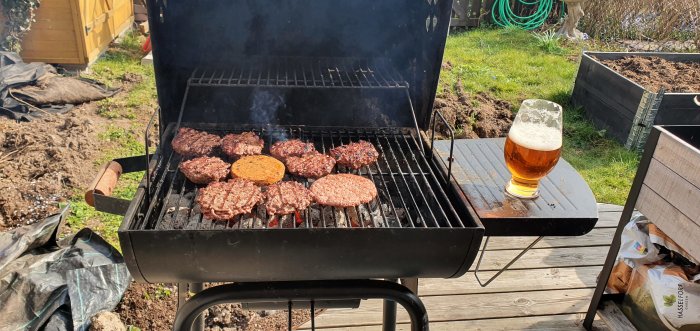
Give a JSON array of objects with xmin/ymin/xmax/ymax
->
[
  {"xmin": 136, "ymin": 126, "xmax": 464, "ymax": 231},
  {"xmin": 188, "ymin": 57, "xmax": 408, "ymax": 89}
]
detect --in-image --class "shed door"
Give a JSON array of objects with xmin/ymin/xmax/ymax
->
[{"xmin": 81, "ymin": 0, "xmax": 133, "ymax": 63}]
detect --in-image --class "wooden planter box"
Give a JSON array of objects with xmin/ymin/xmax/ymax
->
[
  {"xmin": 572, "ymin": 52, "xmax": 700, "ymax": 150},
  {"xmin": 19, "ymin": 0, "xmax": 134, "ymax": 65}
]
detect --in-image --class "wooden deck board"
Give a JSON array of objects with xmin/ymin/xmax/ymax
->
[
  {"xmin": 299, "ymin": 203, "xmax": 622, "ymax": 330},
  {"xmin": 321, "ymin": 314, "xmax": 610, "ymax": 330}
]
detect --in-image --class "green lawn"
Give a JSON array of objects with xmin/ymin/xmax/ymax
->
[{"xmin": 440, "ymin": 28, "xmax": 639, "ymax": 205}]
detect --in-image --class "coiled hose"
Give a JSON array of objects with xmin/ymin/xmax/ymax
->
[{"xmin": 491, "ymin": 0, "xmax": 556, "ymax": 30}]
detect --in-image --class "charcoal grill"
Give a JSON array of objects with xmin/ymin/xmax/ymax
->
[{"xmin": 86, "ymin": 1, "xmax": 486, "ymax": 330}]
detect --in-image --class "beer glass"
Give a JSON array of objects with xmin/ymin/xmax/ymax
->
[{"xmin": 504, "ymin": 99, "xmax": 563, "ymax": 199}]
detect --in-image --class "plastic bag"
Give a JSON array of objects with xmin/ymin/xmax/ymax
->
[
  {"xmin": 607, "ymin": 214, "xmax": 662, "ymax": 294},
  {"xmin": 622, "ymin": 264, "xmax": 700, "ymax": 331}
]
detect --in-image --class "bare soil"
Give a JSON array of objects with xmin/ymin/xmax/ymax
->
[
  {"xmin": 0, "ymin": 107, "xmax": 104, "ymax": 230},
  {"xmin": 0, "ymin": 72, "xmax": 148, "ymax": 231},
  {"xmin": 598, "ymin": 56, "xmax": 700, "ymax": 93},
  {"xmin": 116, "ymin": 283, "xmax": 317, "ymax": 331},
  {"xmin": 433, "ymin": 81, "xmax": 514, "ymax": 139}
]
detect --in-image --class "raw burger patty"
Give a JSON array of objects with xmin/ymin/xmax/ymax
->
[
  {"xmin": 270, "ymin": 139, "xmax": 316, "ymax": 161},
  {"xmin": 221, "ymin": 132, "xmax": 264, "ymax": 158},
  {"xmin": 329, "ymin": 140, "xmax": 379, "ymax": 169},
  {"xmin": 231, "ymin": 155, "xmax": 285, "ymax": 185},
  {"xmin": 179, "ymin": 156, "xmax": 229, "ymax": 184},
  {"xmin": 264, "ymin": 181, "xmax": 313, "ymax": 215},
  {"xmin": 285, "ymin": 152, "xmax": 336, "ymax": 178},
  {"xmin": 196, "ymin": 178, "xmax": 263, "ymax": 220},
  {"xmin": 310, "ymin": 174, "xmax": 378, "ymax": 207},
  {"xmin": 171, "ymin": 127, "xmax": 221, "ymax": 157}
]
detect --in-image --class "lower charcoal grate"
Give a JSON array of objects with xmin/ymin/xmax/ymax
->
[{"xmin": 135, "ymin": 125, "xmax": 464, "ymax": 231}]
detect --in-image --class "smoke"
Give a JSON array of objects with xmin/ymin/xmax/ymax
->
[{"xmin": 250, "ymin": 88, "xmax": 288, "ymax": 141}]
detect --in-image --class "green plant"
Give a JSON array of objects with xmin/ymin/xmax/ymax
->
[
  {"xmin": 154, "ymin": 285, "xmax": 173, "ymax": 300},
  {"xmin": 1, "ymin": 0, "xmax": 41, "ymax": 52},
  {"xmin": 533, "ymin": 30, "xmax": 563, "ymax": 54}
]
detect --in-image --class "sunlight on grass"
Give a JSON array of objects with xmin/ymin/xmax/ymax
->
[{"xmin": 441, "ymin": 28, "xmax": 639, "ymax": 204}]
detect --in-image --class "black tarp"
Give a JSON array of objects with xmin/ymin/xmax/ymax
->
[
  {"xmin": 0, "ymin": 52, "xmax": 118, "ymax": 121},
  {"xmin": 0, "ymin": 206, "xmax": 131, "ymax": 331}
]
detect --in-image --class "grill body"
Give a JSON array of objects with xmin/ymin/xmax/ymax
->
[
  {"xmin": 120, "ymin": 124, "xmax": 483, "ymax": 283},
  {"xmin": 113, "ymin": 0, "xmax": 485, "ymax": 283}
]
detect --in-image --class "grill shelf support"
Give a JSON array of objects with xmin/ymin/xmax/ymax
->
[
  {"xmin": 473, "ymin": 236, "xmax": 544, "ymax": 287},
  {"xmin": 172, "ymin": 280, "xmax": 429, "ymax": 331}
]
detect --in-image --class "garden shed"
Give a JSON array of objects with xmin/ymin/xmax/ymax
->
[{"xmin": 19, "ymin": 0, "xmax": 134, "ymax": 65}]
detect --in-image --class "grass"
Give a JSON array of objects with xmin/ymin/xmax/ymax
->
[
  {"xmin": 441, "ymin": 28, "xmax": 639, "ymax": 204},
  {"xmin": 64, "ymin": 31, "xmax": 154, "ymax": 249}
]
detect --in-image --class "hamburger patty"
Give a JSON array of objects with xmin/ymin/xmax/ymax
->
[
  {"xmin": 264, "ymin": 181, "xmax": 313, "ymax": 215},
  {"xmin": 270, "ymin": 139, "xmax": 316, "ymax": 161},
  {"xmin": 221, "ymin": 132, "xmax": 264, "ymax": 158},
  {"xmin": 180, "ymin": 156, "xmax": 229, "ymax": 184},
  {"xmin": 231, "ymin": 155, "xmax": 286, "ymax": 185},
  {"xmin": 310, "ymin": 174, "xmax": 378, "ymax": 207},
  {"xmin": 285, "ymin": 152, "xmax": 336, "ymax": 178},
  {"xmin": 196, "ymin": 178, "xmax": 263, "ymax": 220},
  {"xmin": 329, "ymin": 140, "xmax": 379, "ymax": 169},
  {"xmin": 171, "ymin": 128, "xmax": 221, "ymax": 157}
]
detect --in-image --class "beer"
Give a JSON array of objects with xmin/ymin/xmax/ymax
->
[{"xmin": 504, "ymin": 100, "xmax": 563, "ymax": 198}]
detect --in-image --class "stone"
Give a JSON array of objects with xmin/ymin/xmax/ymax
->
[{"xmin": 90, "ymin": 311, "xmax": 126, "ymax": 331}]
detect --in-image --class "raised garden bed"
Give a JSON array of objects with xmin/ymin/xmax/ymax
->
[{"xmin": 572, "ymin": 52, "xmax": 700, "ymax": 150}]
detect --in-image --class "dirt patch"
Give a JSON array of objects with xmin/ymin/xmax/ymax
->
[
  {"xmin": 0, "ymin": 109, "xmax": 104, "ymax": 230},
  {"xmin": 433, "ymin": 82, "xmax": 514, "ymax": 139},
  {"xmin": 0, "ymin": 70, "xmax": 151, "ymax": 231},
  {"xmin": 116, "ymin": 283, "xmax": 317, "ymax": 331},
  {"xmin": 597, "ymin": 55, "xmax": 700, "ymax": 93}
]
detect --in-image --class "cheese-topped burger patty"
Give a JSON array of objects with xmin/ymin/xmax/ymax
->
[{"xmin": 230, "ymin": 155, "xmax": 285, "ymax": 185}]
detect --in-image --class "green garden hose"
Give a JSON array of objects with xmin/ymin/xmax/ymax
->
[{"xmin": 491, "ymin": 0, "xmax": 557, "ymax": 30}]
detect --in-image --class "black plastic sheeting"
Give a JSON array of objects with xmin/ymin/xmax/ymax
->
[
  {"xmin": 0, "ymin": 52, "xmax": 118, "ymax": 121},
  {"xmin": 0, "ymin": 206, "xmax": 131, "ymax": 331}
]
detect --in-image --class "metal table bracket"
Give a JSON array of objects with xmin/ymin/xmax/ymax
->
[{"xmin": 474, "ymin": 236, "xmax": 543, "ymax": 287}]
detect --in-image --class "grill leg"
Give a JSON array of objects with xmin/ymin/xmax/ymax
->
[
  {"xmin": 189, "ymin": 283, "xmax": 205, "ymax": 331},
  {"xmin": 172, "ymin": 280, "xmax": 429, "ymax": 331},
  {"xmin": 382, "ymin": 278, "xmax": 398, "ymax": 331},
  {"xmin": 177, "ymin": 283, "xmax": 205, "ymax": 331},
  {"xmin": 383, "ymin": 299, "xmax": 397, "ymax": 331}
]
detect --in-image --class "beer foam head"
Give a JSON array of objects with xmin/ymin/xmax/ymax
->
[{"xmin": 508, "ymin": 123, "xmax": 562, "ymax": 151}]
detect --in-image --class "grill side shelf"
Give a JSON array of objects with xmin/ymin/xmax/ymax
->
[{"xmin": 432, "ymin": 138, "xmax": 598, "ymax": 237}]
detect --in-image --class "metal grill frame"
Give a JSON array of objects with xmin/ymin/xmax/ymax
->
[{"xmin": 188, "ymin": 57, "xmax": 408, "ymax": 89}]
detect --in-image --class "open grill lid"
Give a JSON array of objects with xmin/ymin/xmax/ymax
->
[{"xmin": 145, "ymin": 0, "xmax": 453, "ymax": 130}]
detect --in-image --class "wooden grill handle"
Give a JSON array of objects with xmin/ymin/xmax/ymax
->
[{"xmin": 85, "ymin": 161, "xmax": 123, "ymax": 207}]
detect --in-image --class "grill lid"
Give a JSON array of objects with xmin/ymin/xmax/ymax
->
[{"xmin": 146, "ymin": 0, "xmax": 453, "ymax": 130}]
